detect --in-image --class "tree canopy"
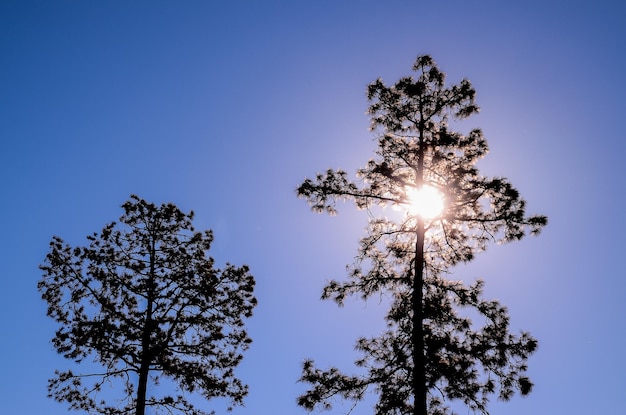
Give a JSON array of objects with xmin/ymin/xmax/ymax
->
[
  {"xmin": 296, "ymin": 55, "xmax": 547, "ymax": 415},
  {"xmin": 38, "ymin": 195, "xmax": 257, "ymax": 415}
]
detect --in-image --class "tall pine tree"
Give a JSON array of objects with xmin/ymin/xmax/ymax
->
[{"xmin": 296, "ymin": 55, "xmax": 546, "ymax": 415}]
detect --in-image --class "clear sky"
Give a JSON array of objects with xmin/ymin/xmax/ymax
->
[{"xmin": 1, "ymin": 1, "xmax": 624, "ymax": 414}]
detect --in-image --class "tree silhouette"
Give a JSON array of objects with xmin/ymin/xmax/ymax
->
[
  {"xmin": 39, "ymin": 195, "xmax": 257, "ymax": 415},
  {"xmin": 296, "ymin": 56, "xmax": 547, "ymax": 415}
]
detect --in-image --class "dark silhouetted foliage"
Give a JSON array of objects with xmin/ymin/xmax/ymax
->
[
  {"xmin": 39, "ymin": 195, "xmax": 257, "ymax": 415},
  {"xmin": 296, "ymin": 56, "xmax": 546, "ymax": 415}
]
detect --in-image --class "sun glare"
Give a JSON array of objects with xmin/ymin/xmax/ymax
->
[{"xmin": 406, "ymin": 185, "xmax": 444, "ymax": 219}]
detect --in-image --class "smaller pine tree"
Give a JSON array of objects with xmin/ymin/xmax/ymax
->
[{"xmin": 39, "ymin": 195, "xmax": 257, "ymax": 415}]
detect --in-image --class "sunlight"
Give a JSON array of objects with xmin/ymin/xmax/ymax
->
[{"xmin": 406, "ymin": 185, "xmax": 444, "ymax": 219}]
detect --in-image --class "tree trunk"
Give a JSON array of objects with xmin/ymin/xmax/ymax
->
[
  {"xmin": 413, "ymin": 216, "xmax": 427, "ymax": 415},
  {"xmin": 136, "ymin": 236, "xmax": 156, "ymax": 415},
  {"xmin": 136, "ymin": 311, "xmax": 152, "ymax": 415},
  {"xmin": 413, "ymin": 121, "xmax": 427, "ymax": 415}
]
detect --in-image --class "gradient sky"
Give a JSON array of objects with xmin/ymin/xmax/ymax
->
[{"xmin": 1, "ymin": 1, "xmax": 625, "ymax": 414}]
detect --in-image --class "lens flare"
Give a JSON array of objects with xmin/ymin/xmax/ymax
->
[{"xmin": 406, "ymin": 185, "xmax": 444, "ymax": 219}]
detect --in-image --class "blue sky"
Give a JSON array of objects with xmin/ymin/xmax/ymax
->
[{"xmin": 1, "ymin": 1, "xmax": 625, "ymax": 414}]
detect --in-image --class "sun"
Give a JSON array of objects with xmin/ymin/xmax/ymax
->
[{"xmin": 405, "ymin": 185, "xmax": 444, "ymax": 219}]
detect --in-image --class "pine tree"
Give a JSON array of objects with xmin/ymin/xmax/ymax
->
[
  {"xmin": 39, "ymin": 195, "xmax": 257, "ymax": 415},
  {"xmin": 296, "ymin": 55, "xmax": 546, "ymax": 415}
]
